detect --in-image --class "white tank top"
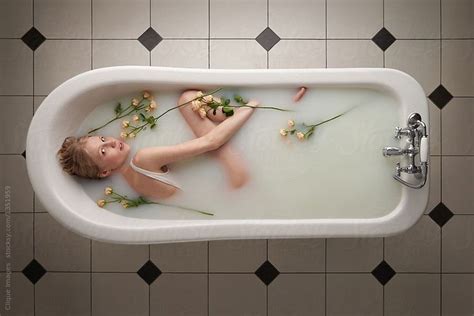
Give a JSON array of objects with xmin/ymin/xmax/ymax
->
[{"xmin": 129, "ymin": 159, "xmax": 182, "ymax": 190}]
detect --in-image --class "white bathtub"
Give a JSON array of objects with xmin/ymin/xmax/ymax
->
[{"xmin": 26, "ymin": 66, "xmax": 429, "ymax": 244}]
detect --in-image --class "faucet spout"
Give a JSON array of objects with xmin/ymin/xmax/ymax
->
[{"xmin": 383, "ymin": 146, "xmax": 403, "ymax": 156}]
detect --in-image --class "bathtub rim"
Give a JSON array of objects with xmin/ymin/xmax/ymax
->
[{"xmin": 26, "ymin": 66, "xmax": 429, "ymax": 244}]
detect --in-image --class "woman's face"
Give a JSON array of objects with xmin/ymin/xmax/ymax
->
[{"xmin": 84, "ymin": 136, "xmax": 130, "ymax": 178}]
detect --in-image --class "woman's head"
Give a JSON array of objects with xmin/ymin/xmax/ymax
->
[{"xmin": 57, "ymin": 135, "xmax": 130, "ymax": 179}]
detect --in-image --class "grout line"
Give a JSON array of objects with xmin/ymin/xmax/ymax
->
[
  {"xmin": 6, "ymin": 270, "xmax": 474, "ymax": 274},
  {"xmin": 90, "ymin": 1, "xmax": 93, "ymax": 314},
  {"xmin": 32, "ymin": 0, "xmax": 36, "ymax": 314},
  {"xmin": 6, "ymin": 37, "xmax": 474, "ymax": 41},
  {"xmin": 208, "ymin": 0, "xmax": 210, "ymax": 69},
  {"xmin": 439, "ymin": 1, "xmax": 443, "ymax": 315},
  {"xmin": 325, "ymin": 238, "xmax": 327, "ymax": 316},
  {"xmin": 208, "ymin": 241, "xmax": 210, "ymax": 316},
  {"xmin": 325, "ymin": 0, "xmax": 327, "ymax": 68}
]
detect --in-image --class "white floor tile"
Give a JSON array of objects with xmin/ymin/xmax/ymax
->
[
  {"xmin": 442, "ymin": 0, "xmax": 474, "ymax": 38},
  {"xmin": 210, "ymin": 0, "xmax": 267, "ymax": 38},
  {"xmin": 385, "ymin": 40, "xmax": 440, "ymax": 94},
  {"xmin": 0, "ymin": 0, "xmax": 32, "ymax": 38},
  {"xmin": 0, "ymin": 155, "xmax": 34, "ymax": 212},
  {"xmin": 0, "ymin": 40, "xmax": 33, "ymax": 95},
  {"xmin": 385, "ymin": 0, "xmax": 440, "ymax": 39},
  {"xmin": 269, "ymin": 40, "xmax": 325, "ymax": 68},
  {"xmin": 152, "ymin": 0, "xmax": 208, "ymax": 38},
  {"xmin": 35, "ymin": 0, "xmax": 91, "ymax": 39},
  {"xmin": 210, "ymin": 40, "xmax": 267, "ymax": 68},
  {"xmin": 0, "ymin": 97, "xmax": 32, "ymax": 153},
  {"xmin": 35, "ymin": 273, "xmax": 90, "ymax": 316},
  {"xmin": 151, "ymin": 39, "xmax": 208, "ymax": 68},
  {"xmin": 35, "ymin": 213, "xmax": 91, "ymax": 271},
  {"xmin": 442, "ymin": 156, "xmax": 474, "ymax": 214},
  {"xmin": 327, "ymin": 40, "xmax": 383, "ymax": 67},
  {"xmin": 442, "ymin": 40, "xmax": 474, "ymax": 97},
  {"xmin": 269, "ymin": 0, "xmax": 326, "ymax": 38},
  {"xmin": 327, "ymin": 0, "xmax": 383, "ymax": 38},
  {"xmin": 34, "ymin": 40, "xmax": 91, "ymax": 95},
  {"xmin": 92, "ymin": 40, "xmax": 149, "ymax": 69},
  {"xmin": 441, "ymin": 98, "xmax": 474, "ymax": 155},
  {"xmin": 93, "ymin": 0, "xmax": 149, "ymax": 39}
]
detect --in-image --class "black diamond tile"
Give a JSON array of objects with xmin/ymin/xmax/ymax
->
[
  {"xmin": 21, "ymin": 149, "xmax": 26, "ymax": 159},
  {"xmin": 372, "ymin": 27, "xmax": 396, "ymax": 51},
  {"xmin": 22, "ymin": 259, "xmax": 47, "ymax": 284},
  {"xmin": 371, "ymin": 260, "xmax": 396, "ymax": 285},
  {"xmin": 21, "ymin": 27, "xmax": 46, "ymax": 51},
  {"xmin": 429, "ymin": 202, "xmax": 454, "ymax": 227},
  {"xmin": 256, "ymin": 27, "xmax": 280, "ymax": 51},
  {"xmin": 138, "ymin": 27, "xmax": 162, "ymax": 51},
  {"xmin": 428, "ymin": 85, "xmax": 453, "ymax": 109},
  {"xmin": 255, "ymin": 260, "xmax": 279, "ymax": 285},
  {"xmin": 137, "ymin": 260, "xmax": 161, "ymax": 285}
]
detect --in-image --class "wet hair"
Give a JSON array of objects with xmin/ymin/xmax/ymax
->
[{"xmin": 56, "ymin": 135, "xmax": 102, "ymax": 179}]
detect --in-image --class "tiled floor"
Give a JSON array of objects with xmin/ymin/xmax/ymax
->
[{"xmin": 0, "ymin": 0, "xmax": 473, "ymax": 315}]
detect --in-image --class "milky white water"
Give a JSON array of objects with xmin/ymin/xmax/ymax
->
[{"xmin": 76, "ymin": 86, "xmax": 403, "ymax": 220}]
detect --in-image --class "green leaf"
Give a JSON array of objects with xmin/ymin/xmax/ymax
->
[
  {"xmin": 150, "ymin": 123, "xmax": 156, "ymax": 129},
  {"xmin": 139, "ymin": 113, "xmax": 146, "ymax": 121},
  {"xmin": 234, "ymin": 95, "xmax": 243, "ymax": 103},
  {"xmin": 224, "ymin": 98, "xmax": 230, "ymax": 105},
  {"xmin": 114, "ymin": 102, "xmax": 122, "ymax": 115}
]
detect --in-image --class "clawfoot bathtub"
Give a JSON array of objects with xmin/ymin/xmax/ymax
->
[{"xmin": 26, "ymin": 66, "xmax": 429, "ymax": 244}]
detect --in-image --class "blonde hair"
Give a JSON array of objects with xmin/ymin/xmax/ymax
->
[{"xmin": 56, "ymin": 135, "xmax": 102, "ymax": 179}]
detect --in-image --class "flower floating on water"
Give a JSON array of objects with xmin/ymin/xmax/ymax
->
[
  {"xmin": 192, "ymin": 90, "xmax": 293, "ymax": 119},
  {"xmin": 87, "ymin": 88, "xmax": 294, "ymax": 138},
  {"xmin": 279, "ymin": 113, "xmax": 346, "ymax": 141},
  {"xmin": 96, "ymin": 186, "xmax": 214, "ymax": 216}
]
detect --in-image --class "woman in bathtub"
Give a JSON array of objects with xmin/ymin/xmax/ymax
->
[{"xmin": 56, "ymin": 90, "xmax": 259, "ymax": 200}]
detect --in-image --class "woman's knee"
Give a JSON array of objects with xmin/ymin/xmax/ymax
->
[{"xmin": 178, "ymin": 90, "xmax": 200, "ymax": 110}]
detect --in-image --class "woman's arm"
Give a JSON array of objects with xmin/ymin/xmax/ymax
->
[
  {"xmin": 136, "ymin": 100, "xmax": 258, "ymax": 167},
  {"xmin": 206, "ymin": 100, "xmax": 259, "ymax": 148}
]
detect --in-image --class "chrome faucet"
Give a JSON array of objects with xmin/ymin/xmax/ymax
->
[{"xmin": 383, "ymin": 113, "xmax": 429, "ymax": 189}]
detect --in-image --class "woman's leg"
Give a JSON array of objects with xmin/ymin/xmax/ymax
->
[{"xmin": 178, "ymin": 90, "xmax": 249, "ymax": 188}]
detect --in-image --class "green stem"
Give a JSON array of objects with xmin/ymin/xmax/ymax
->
[
  {"xmin": 144, "ymin": 201, "xmax": 214, "ymax": 216},
  {"xmin": 87, "ymin": 97, "xmax": 148, "ymax": 134}
]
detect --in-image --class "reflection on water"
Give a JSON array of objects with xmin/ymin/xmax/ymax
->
[{"xmin": 76, "ymin": 86, "xmax": 403, "ymax": 220}]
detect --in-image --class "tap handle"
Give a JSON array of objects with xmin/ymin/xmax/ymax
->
[{"xmin": 394, "ymin": 127, "xmax": 402, "ymax": 139}]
